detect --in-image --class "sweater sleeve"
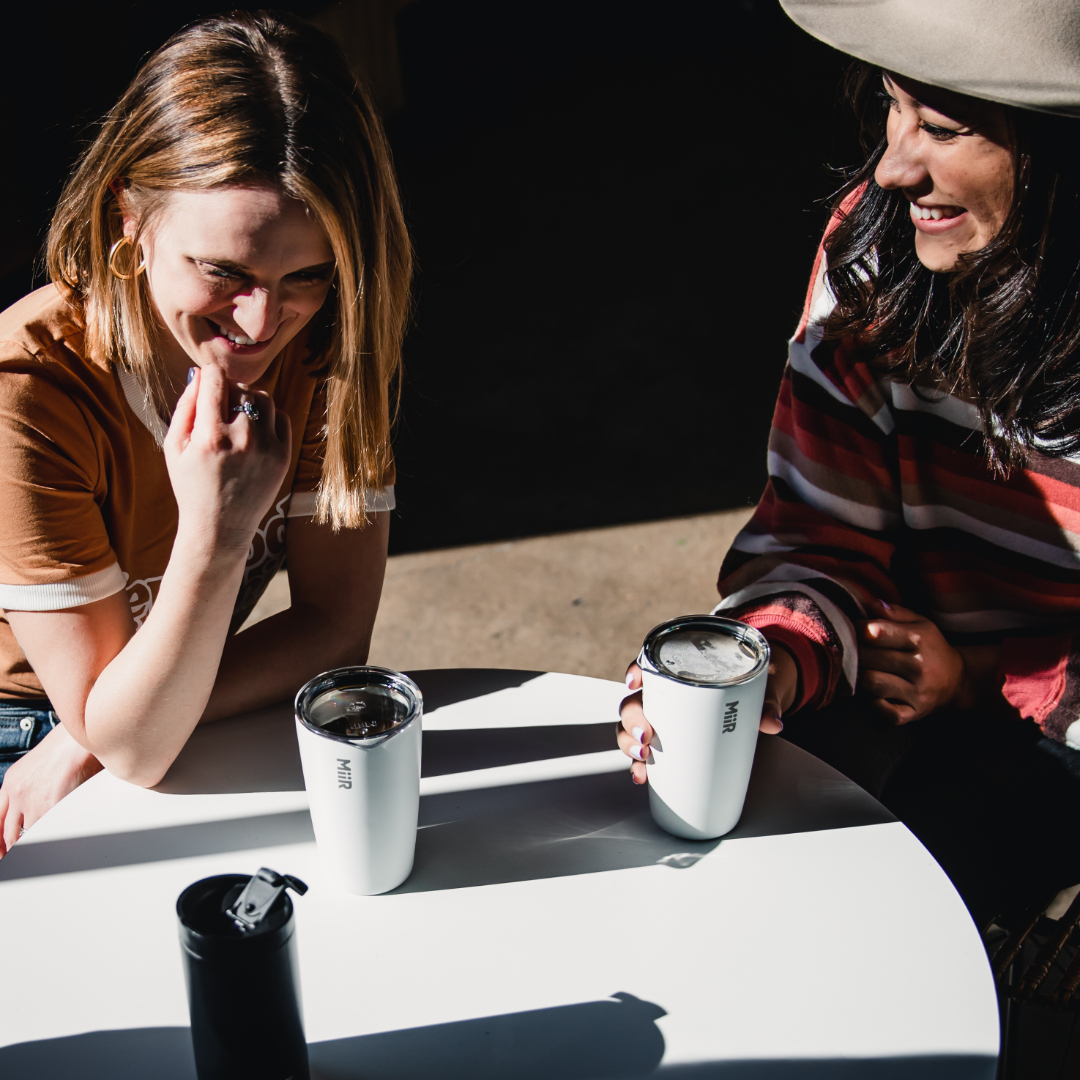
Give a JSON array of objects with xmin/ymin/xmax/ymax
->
[
  {"xmin": 999, "ymin": 634, "xmax": 1080, "ymax": 747},
  {"xmin": 715, "ymin": 240, "xmax": 903, "ymax": 712}
]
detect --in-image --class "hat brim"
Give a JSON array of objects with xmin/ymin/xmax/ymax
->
[{"xmin": 780, "ymin": 0, "xmax": 1080, "ymax": 118}]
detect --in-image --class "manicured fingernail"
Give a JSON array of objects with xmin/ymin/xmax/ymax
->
[
  {"xmin": 629, "ymin": 743, "xmax": 646, "ymax": 761},
  {"xmin": 632, "ymin": 726, "xmax": 645, "ymax": 743},
  {"xmin": 776, "ymin": 719, "xmax": 784, "ymax": 732},
  {"xmin": 879, "ymin": 600, "xmax": 892, "ymax": 612},
  {"xmin": 868, "ymin": 624, "xmax": 880, "ymax": 639},
  {"xmin": 186, "ymin": 367, "xmax": 196, "ymax": 385},
  {"xmin": 625, "ymin": 671, "xmax": 635, "ymax": 688}
]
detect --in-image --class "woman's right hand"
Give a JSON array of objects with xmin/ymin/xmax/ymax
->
[
  {"xmin": 0, "ymin": 725, "xmax": 103, "ymax": 857},
  {"xmin": 617, "ymin": 641, "xmax": 798, "ymax": 785},
  {"xmin": 164, "ymin": 365, "xmax": 292, "ymax": 556}
]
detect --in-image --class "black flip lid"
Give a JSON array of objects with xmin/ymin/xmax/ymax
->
[{"xmin": 177, "ymin": 869, "xmax": 307, "ymax": 960}]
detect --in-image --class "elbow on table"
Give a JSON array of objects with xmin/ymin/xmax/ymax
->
[{"xmin": 96, "ymin": 748, "xmax": 174, "ymax": 790}]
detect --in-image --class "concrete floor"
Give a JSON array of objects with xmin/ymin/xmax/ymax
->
[{"xmin": 243, "ymin": 507, "xmax": 753, "ymax": 680}]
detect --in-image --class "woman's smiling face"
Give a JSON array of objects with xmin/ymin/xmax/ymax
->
[
  {"xmin": 874, "ymin": 73, "xmax": 1015, "ymax": 272},
  {"xmin": 127, "ymin": 184, "xmax": 335, "ymax": 390}
]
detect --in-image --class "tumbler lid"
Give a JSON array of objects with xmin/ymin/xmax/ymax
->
[
  {"xmin": 295, "ymin": 665, "xmax": 422, "ymax": 746},
  {"xmin": 227, "ymin": 868, "xmax": 308, "ymax": 932},
  {"xmin": 640, "ymin": 616, "xmax": 770, "ymax": 688},
  {"xmin": 177, "ymin": 869, "xmax": 306, "ymax": 959}
]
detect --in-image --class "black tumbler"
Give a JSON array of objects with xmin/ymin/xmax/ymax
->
[{"xmin": 177, "ymin": 869, "xmax": 309, "ymax": 1080}]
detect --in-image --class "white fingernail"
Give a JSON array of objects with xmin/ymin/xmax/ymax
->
[
  {"xmin": 629, "ymin": 744, "xmax": 645, "ymax": 761},
  {"xmin": 632, "ymin": 727, "xmax": 645, "ymax": 743},
  {"xmin": 625, "ymin": 671, "xmax": 635, "ymax": 688},
  {"xmin": 186, "ymin": 367, "xmax": 196, "ymax": 385}
]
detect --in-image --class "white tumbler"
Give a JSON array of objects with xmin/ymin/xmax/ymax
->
[
  {"xmin": 638, "ymin": 616, "xmax": 770, "ymax": 840},
  {"xmin": 295, "ymin": 666, "xmax": 422, "ymax": 894}
]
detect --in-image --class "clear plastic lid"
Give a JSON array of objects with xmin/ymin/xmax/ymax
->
[
  {"xmin": 295, "ymin": 666, "xmax": 422, "ymax": 742},
  {"xmin": 641, "ymin": 617, "xmax": 769, "ymax": 687}
]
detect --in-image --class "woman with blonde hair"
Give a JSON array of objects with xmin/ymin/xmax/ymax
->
[{"xmin": 0, "ymin": 10, "xmax": 411, "ymax": 851}]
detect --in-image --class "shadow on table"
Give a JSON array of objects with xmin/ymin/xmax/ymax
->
[
  {"xmin": 0, "ymin": 1011, "xmax": 996, "ymax": 1080},
  {"xmin": 0, "ymin": 992, "xmax": 665, "ymax": 1080},
  {"xmin": 397, "ymin": 735, "xmax": 895, "ymax": 893},
  {"xmin": 0, "ymin": 809, "xmax": 317, "ymax": 882},
  {"xmin": 0, "ymin": 721, "xmax": 894, "ymax": 885},
  {"xmin": 409, "ymin": 667, "xmax": 543, "ymax": 712},
  {"xmin": 658, "ymin": 1059, "xmax": 995, "ymax": 1079},
  {"xmin": 152, "ymin": 669, "xmax": 559, "ymax": 795}
]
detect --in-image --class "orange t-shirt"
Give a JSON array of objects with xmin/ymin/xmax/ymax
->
[{"xmin": 0, "ymin": 286, "xmax": 394, "ymax": 699}]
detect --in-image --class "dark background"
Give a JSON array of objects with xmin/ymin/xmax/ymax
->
[{"xmin": 1, "ymin": 0, "xmax": 854, "ymax": 554}]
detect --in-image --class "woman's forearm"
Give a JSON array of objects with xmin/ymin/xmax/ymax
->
[
  {"xmin": 203, "ymin": 513, "xmax": 389, "ymax": 724},
  {"xmin": 200, "ymin": 599, "xmax": 375, "ymax": 724},
  {"xmin": 79, "ymin": 529, "xmax": 249, "ymax": 785}
]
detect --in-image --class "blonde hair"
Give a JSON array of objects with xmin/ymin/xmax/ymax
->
[{"xmin": 47, "ymin": 10, "xmax": 412, "ymax": 528}]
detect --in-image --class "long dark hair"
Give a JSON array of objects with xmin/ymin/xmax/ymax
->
[{"xmin": 822, "ymin": 63, "xmax": 1080, "ymax": 471}]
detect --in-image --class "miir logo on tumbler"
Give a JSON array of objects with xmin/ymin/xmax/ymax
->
[
  {"xmin": 336, "ymin": 758, "xmax": 352, "ymax": 789},
  {"xmin": 723, "ymin": 701, "xmax": 738, "ymax": 734}
]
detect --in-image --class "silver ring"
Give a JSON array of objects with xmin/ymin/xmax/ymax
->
[{"xmin": 232, "ymin": 401, "xmax": 260, "ymax": 422}]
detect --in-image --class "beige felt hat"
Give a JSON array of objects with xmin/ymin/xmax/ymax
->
[{"xmin": 780, "ymin": 0, "xmax": 1080, "ymax": 117}]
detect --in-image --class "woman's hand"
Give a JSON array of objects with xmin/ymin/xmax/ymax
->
[
  {"xmin": 857, "ymin": 600, "xmax": 963, "ymax": 723},
  {"xmin": 617, "ymin": 642, "xmax": 796, "ymax": 785},
  {"xmin": 0, "ymin": 725, "xmax": 102, "ymax": 857},
  {"xmin": 8, "ymin": 367, "xmax": 295, "ymax": 788},
  {"xmin": 165, "ymin": 366, "xmax": 292, "ymax": 555}
]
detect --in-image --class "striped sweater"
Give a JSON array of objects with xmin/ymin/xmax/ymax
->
[{"xmin": 717, "ymin": 231, "xmax": 1080, "ymax": 747}]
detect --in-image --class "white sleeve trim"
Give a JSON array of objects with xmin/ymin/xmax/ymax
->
[
  {"xmin": 117, "ymin": 367, "xmax": 168, "ymax": 449},
  {"xmin": 287, "ymin": 485, "xmax": 396, "ymax": 518},
  {"xmin": 0, "ymin": 563, "xmax": 126, "ymax": 612}
]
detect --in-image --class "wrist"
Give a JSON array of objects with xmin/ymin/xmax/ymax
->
[
  {"xmin": 170, "ymin": 521, "xmax": 252, "ymax": 578},
  {"xmin": 953, "ymin": 644, "xmax": 1000, "ymax": 711},
  {"xmin": 769, "ymin": 641, "xmax": 800, "ymax": 714}
]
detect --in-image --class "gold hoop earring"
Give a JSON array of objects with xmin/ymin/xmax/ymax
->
[{"xmin": 108, "ymin": 237, "xmax": 147, "ymax": 280}]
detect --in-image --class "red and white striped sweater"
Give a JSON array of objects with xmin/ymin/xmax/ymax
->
[{"xmin": 717, "ymin": 228, "xmax": 1080, "ymax": 746}]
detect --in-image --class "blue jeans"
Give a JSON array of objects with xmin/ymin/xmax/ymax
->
[{"xmin": 0, "ymin": 700, "xmax": 59, "ymax": 787}]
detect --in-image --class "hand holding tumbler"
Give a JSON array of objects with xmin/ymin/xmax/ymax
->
[{"xmin": 638, "ymin": 616, "xmax": 770, "ymax": 840}]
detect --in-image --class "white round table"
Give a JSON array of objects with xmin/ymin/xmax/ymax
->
[{"xmin": 0, "ymin": 670, "xmax": 999, "ymax": 1078}]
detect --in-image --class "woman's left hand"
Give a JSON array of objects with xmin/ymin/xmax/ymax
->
[{"xmin": 857, "ymin": 600, "xmax": 964, "ymax": 724}]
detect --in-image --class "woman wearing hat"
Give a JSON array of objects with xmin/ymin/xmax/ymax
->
[
  {"xmin": 0, "ymin": 12, "xmax": 410, "ymax": 852},
  {"xmin": 620, "ymin": 0, "xmax": 1080, "ymax": 923}
]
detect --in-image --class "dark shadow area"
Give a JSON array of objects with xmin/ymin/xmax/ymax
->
[
  {"xmin": 655, "ymin": 1058, "xmax": 995, "ymax": 1079},
  {"xmin": 422, "ymin": 722, "xmax": 615, "ymax": 775},
  {"xmin": 310, "ymin": 992, "xmax": 666, "ymax": 1079},
  {"xmin": 401, "ymin": 767, "xmax": 719, "ymax": 892},
  {"xmin": 0, "ymin": 1026, "xmax": 198, "ymax": 1080},
  {"xmin": 0, "ymin": 710, "xmax": 891, "ymax": 885},
  {"xmin": 397, "ymin": 733, "xmax": 894, "ymax": 893},
  {"xmin": 726, "ymin": 731, "xmax": 896, "ymax": 842},
  {"xmin": 156, "ymin": 702, "xmax": 307, "ymax": 795},
  {"xmin": 0, "ymin": 1015, "xmax": 996, "ymax": 1080},
  {"xmin": 0, "ymin": 810, "xmax": 314, "ymax": 883},
  {"xmin": 408, "ymin": 667, "xmax": 541, "ymax": 712},
  {"xmin": 1, "ymin": 1, "xmax": 855, "ymax": 553},
  {"xmin": 154, "ymin": 669, "xmax": 558, "ymax": 795},
  {"xmin": 384, "ymin": 0, "xmax": 855, "ymax": 551},
  {"xmin": 0, "ymin": 993, "xmax": 665, "ymax": 1080}
]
